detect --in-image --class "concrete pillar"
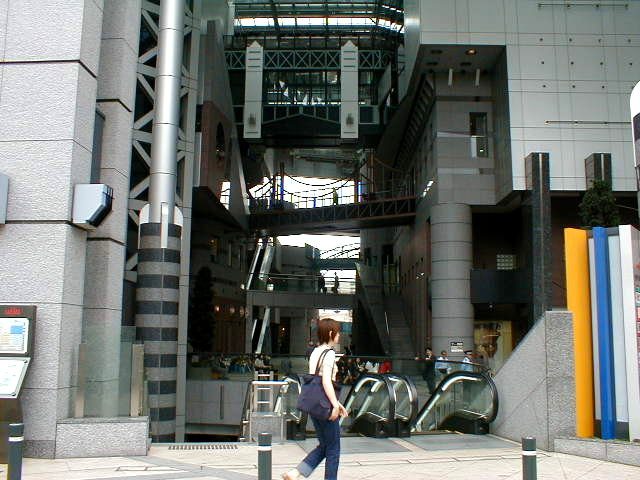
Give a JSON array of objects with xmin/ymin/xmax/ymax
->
[
  {"xmin": 0, "ymin": 0, "xmax": 103, "ymax": 458},
  {"xmin": 243, "ymin": 41, "xmax": 263, "ymax": 138},
  {"xmin": 340, "ymin": 40, "xmax": 358, "ymax": 139},
  {"xmin": 430, "ymin": 203, "xmax": 474, "ymax": 355},
  {"xmin": 81, "ymin": 0, "xmax": 141, "ymax": 418}
]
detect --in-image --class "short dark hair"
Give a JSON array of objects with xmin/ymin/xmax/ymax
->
[{"xmin": 317, "ymin": 318, "xmax": 341, "ymax": 344}]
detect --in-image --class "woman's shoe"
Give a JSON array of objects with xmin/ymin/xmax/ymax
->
[{"xmin": 282, "ymin": 469, "xmax": 300, "ymax": 480}]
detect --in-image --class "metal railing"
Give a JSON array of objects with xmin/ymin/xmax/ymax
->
[{"xmin": 256, "ymin": 272, "xmax": 357, "ymax": 294}]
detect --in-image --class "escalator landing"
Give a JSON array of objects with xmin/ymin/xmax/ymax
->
[{"xmin": 293, "ymin": 433, "xmax": 516, "ymax": 455}]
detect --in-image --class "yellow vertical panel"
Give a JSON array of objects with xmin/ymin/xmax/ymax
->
[{"xmin": 564, "ymin": 228, "xmax": 595, "ymax": 438}]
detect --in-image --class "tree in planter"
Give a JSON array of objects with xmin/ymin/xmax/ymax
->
[
  {"xmin": 579, "ymin": 180, "xmax": 621, "ymax": 227},
  {"xmin": 188, "ymin": 267, "xmax": 215, "ymax": 353}
]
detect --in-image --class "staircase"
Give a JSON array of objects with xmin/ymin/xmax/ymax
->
[
  {"xmin": 383, "ymin": 295, "xmax": 414, "ymax": 358},
  {"xmin": 355, "ymin": 262, "xmax": 391, "ymax": 355}
]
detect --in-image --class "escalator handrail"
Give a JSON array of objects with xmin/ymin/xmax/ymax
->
[
  {"xmin": 339, "ymin": 373, "xmax": 397, "ymax": 427},
  {"xmin": 385, "ymin": 373, "xmax": 419, "ymax": 426},
  {"xmin": 412, "ymin": 371, "xmax": 499, "ymax": 430}
]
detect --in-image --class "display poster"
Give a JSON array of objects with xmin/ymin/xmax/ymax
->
[
  {"xmin": 474, "ymin": 321, "xmax": 513, "ymax": 373},
  {"xmin": 0, "ymin": 317, "xmax": 29, "ymax": 355},
  {"xmin": 450, "ymin": 341, "xmax": 464, "ymax": 353},
  {"xmin": 0, "ymin": 358, "xmax": 29, "ymax": 398}
]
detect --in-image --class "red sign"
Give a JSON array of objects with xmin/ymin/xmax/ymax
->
[{"xmin": 2, "ymin": 307, "xmax": 23, "ymax": 316}]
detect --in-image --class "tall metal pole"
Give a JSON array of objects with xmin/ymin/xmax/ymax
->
[
  {"xmin": 136, "ymin": 0, "xmax": 185, "ymax": 442},
  {"xmin": 148, "ymin": 0, "xmax": 185, "ymax": 223}
]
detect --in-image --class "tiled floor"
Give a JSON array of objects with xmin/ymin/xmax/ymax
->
[{"xmin": 2, "ymin": 434, "xmax": 640, "ymax": 479}]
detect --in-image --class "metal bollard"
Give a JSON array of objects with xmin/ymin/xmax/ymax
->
[
  {"xmin": 258, "ymin": 432, "xmax": 272, "ymax": 480},
  {"xmin": 522, "ymin": 437, "xmax": 537, "ymax": 480},
  {"xmin": 8, "ymin": 423, "xmax": 24, "ymax": 480}
]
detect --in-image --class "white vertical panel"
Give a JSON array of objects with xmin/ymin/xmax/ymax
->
[
  {"xmin": 340, "ymin": 41, "xmax": 358, "ymax": 139},
  {"xmin": 588, "ymin": 236, "xmax": 601, "ymax": 420},
  {"xmin": 608, "ymin": 231, "xmax": 629, "ymax": 426},
  {"xmin": 243, "ymin": 41, "xmax": 263, "ymax": 138},
  {"xmin": 619, "ymin": 225, "xmax": 640, "ymax": 441}
]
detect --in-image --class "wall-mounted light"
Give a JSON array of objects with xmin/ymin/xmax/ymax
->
[
  {"xmin": 229, "ymin": 306, "xmax": 236, "ymax": 314},
  {"xmin": 466, "ymin": 48, "xmax": 477, "ymax": 56},
  {"xmin": 214, "ymin": 305, "xmax": 220, "ymax": 312}
]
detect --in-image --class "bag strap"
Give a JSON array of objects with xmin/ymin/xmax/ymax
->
[{"xmin": 314, "ymin": 348, "xmax": 333, "ymax": 376}]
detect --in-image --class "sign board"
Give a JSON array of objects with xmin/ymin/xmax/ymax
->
[
  {"xmin": 0, "ymin": 357, "xmax": 30, "ymax": 398},
  {"xmin": 450, "ymin": 341, "xmax": 464, "ymax": 353},
  {"xmin": 0, "ymin": 305, "xmax": 36, "ymax": 357},
  {"xmin": 0, "ymin": 317, "xmax": 29, "ymax": 355}
]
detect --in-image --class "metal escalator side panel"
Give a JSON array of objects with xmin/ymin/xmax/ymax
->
[
  {"xmin": 385, "ymin": 374, "xmax": 419, "ymax": 425},
  {"xmin": 247, "ymin": 238, "xmax": 264, "ymax": 291},
  {"xmin": 255, "ymin": 306, "xmax": 271, "ymax": 354},
  {"xmin": 411, "ymin": 371, "xmax": 499, "ymax": 433},
  {"xmin": 341, "ymin": 374, "xmax": 396, "ymax": 436}
]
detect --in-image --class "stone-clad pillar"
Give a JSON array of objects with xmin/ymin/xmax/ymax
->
[
  {"xmin": 82, "ymin": 0, "xmax": 142, "ymax": 418},
  {"xmin": 525, "ymin": 152, "xmax": 551, "ymax": 323},
  {"xmin": 136, "ymin": 223, "xmax": 181, "ymax": 441},
  {"xmin": 430, "ymin": 203, "xmax": 474, "ymax": 355}
]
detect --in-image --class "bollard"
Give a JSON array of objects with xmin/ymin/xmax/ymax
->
[
  {"xmin": 258, "ymin": 432, "xmax": 272, "ymax": 480},
  {"xmin": 522, "ymin": 437, "xmax": 536, "ymax": 480},
  {"xmin": 8, "ymin": 423, "xmax": 24, "ymax": 480}
]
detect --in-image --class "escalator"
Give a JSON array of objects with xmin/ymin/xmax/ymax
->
[
  {"xmin": 274, "ymin": 370, "xmax": 498, "ymax": 439},
  {"xmin": 412, "ymin": 371, "xmax": 499, "ymax": 435}
]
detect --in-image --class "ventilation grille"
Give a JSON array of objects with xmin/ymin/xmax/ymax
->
[{"xmin": 168, "ymin": 444, "xmax": 238, "ymax": 451}]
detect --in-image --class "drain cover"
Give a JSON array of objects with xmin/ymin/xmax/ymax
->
[{"xmin": 168, "ymin": 444, "xmax": 238, "ymax": 450}]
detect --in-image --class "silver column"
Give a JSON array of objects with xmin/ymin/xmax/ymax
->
[{"xmin": 148, "ymin": 0, "xmax": 185, "ymax": 223}]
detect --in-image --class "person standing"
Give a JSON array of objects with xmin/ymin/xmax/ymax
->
[
  {"xmin": 415, "ymin": 347, "xmax": 436, "ymax": 393},
  {"xmin": 333, "ymin": 273, "xmax": 340, "ymax": 294},
  {"xmin": 283, "ymin": 318, "xmax": 348, "ymax": 480},
  {"xmin": 318, "ymin": 274, "xmax": 326, "ymax": 293},
  {"xmin": 462, "ymin": 350, "xmax": 474, "ymax": 372},
  {"xmin": 435, "ymin": 350, "xmax": 449, "ymax": 376}
]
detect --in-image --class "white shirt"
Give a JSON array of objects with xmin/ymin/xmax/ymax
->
[{"xmin": 309, "ymin": 345, "xmax": 337, "ymax": 381}]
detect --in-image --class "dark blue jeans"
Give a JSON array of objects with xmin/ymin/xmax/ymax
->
[{"xmin": 297, "ymin": 415, "xmax": 340, "ymax": 480}]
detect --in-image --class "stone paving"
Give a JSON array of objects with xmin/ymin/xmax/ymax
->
[{"xmin": 2, "ymin": 434, "xmax": 640, "ymax": 480}]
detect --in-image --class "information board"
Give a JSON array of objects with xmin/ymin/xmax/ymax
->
[
  {"xmin": 0, "ymin": 357, "xmax": 30, "ymax": 398},
  {"xmin": 450, "ymin": 341, "xmax": 464, "ymax": 353},
  {"xmin": 0, "ymin": 317, "xmax": 29, "ymax": 355}
]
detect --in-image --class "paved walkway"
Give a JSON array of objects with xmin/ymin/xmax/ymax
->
[{"xmin": 2, "ymin": 434, "xmax": 640, "ymax": 480}]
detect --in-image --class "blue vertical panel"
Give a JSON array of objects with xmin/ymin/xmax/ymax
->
[{"xmin": 593, "ymin": 227, "xmax": 617, "ymax": 439}]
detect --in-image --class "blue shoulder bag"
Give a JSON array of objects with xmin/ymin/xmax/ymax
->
[{"xmin": 296, "ymin": 349, "xmax": 337, "ymax": 420}]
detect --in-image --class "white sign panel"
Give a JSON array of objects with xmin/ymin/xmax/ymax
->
[
  {"xmin": 0, "ymin": 357, "xmax": 30, "ymax": 398},
  {"xmin": 619, "ymin": 225, "xmax": 640, "ymax": 442},
  {"xmin": 0, "ymin": 317, "xmax": 29, "ymax": 355}
]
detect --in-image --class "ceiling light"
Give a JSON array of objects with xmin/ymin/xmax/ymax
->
[{"xmin": 466, "ymin": 48, "xmax": 477, "ymax": 56}]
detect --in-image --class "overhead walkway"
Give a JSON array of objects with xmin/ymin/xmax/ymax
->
[
  {"xmin": 246, "ymin": 273, "xmax": 356, "ymax": 309},
  {"xmin": 249, "ymin": 182, "xmax": 416, "ymax": 235},
  {"xmin": 313, "ymin": 243, "xmax": 360, "ymax": 270}
]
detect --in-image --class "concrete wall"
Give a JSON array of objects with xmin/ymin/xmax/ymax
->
[
  {"xmin": 404, "ymin": 0, "xmax": 640, "ymax": 194},
  {"xmin": 492, "ymin": 310, "xmax": 576, "ymax": 451},
  {"xmin": 0, "ymin": 0, "xmax": 103, "ymax": 458},
  {"xmin": 55, "ymin": 417, "xmax": 148, "ymax": 458}
]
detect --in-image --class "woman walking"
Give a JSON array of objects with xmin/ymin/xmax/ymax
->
[{"xmin": 283, "ymin": 318, "xmax": 348, "ymax": 480}]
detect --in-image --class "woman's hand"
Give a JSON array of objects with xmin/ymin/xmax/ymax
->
[
  {"xmin": 329, "ymin": 405, "xmax": 340, "ymax": 421},
  {"xmin": 338, "ymin": 403, "xmax": 348, "ymax": 418}
]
